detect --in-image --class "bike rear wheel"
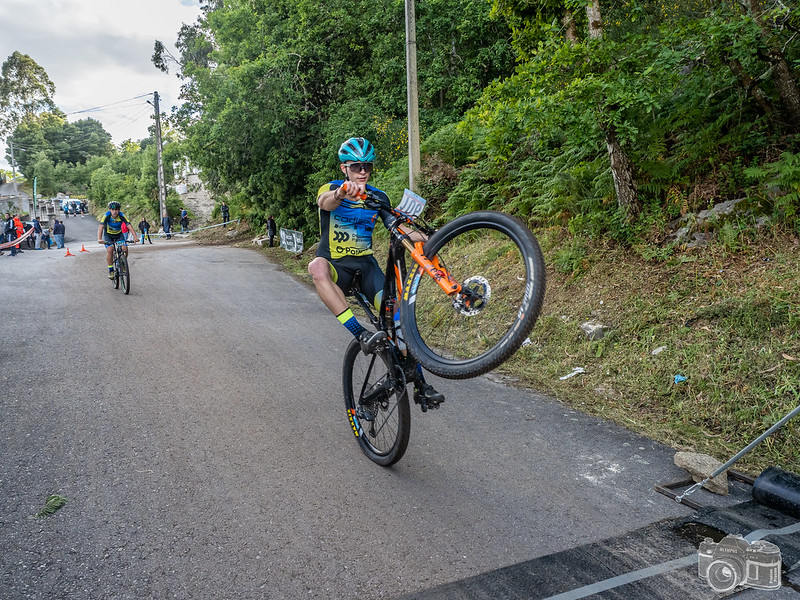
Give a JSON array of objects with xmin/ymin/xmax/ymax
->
[
  {"xmin": 343, "ymin": 339, "xmax": 410, "ymax": 466},
  {"xmin": 119, "ymin": 254, "xmax": 130, "ymax": 294},
  {"xmin": 400, "ymin": 211, "xmax": 546, "ymax": 379}
]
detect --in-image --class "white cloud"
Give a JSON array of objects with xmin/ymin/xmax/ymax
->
[{"xmin": 0, "ymin": 0, "xmax": 202, "ymax": 169}]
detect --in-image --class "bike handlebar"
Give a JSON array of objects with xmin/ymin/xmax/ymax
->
[
  {"xmin": 339, "ymin": 182, "xmax": 387, "ymax": 210},
  {"xmin": 339, "ymin": 183, "xmax": 433, "ymax": 239}
]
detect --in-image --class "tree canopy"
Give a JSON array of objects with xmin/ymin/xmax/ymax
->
[
  {"xmin": 152, "ymin": 0, "xmax": 516, "ymax": 232},
  {"xmin": 0, "ymin": 52, "xmax": 179, "ymax": 212},
  {"xmin": 5, "ymin": 0, "xmax": 800, "ymax": 242},
  {"xmin": 0, "ymin": 51, "xmax": 56, "ymax": 138}
]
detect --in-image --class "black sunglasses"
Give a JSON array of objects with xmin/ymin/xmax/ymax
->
[{"xmin": 346, "ymin": 162, "xmax": 373, "ymax": 174}]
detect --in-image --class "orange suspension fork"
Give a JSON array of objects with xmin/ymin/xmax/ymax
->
[{"xmin": 397, "ymin": 225, "xmax": 461, "ymax": 296}]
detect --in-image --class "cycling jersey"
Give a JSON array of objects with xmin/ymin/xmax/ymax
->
[
  {"xmin": 100, "ymin": 211, "xmax": 130, "ymax": 236},
  {"xmin": 315, "ymin": 181, "xmax": 391, "ymax": 260}
]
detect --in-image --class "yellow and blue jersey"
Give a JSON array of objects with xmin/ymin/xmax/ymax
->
[
  {"xmin": 316, "ymin": 181, "xmax": 390, "ymax": 260},
  {"xmin": 100, "ymin": 211, "xmax": 129, "ymax": 236}
]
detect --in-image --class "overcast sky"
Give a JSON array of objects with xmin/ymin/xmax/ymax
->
[{"xmin": 0, "ymin": 0, "xmax": 203, "ymax": 170}]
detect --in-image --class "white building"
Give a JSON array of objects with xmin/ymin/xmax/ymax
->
[{"xmin": 0, "ymin": 180, "xmax": 31, "ymax": 215}]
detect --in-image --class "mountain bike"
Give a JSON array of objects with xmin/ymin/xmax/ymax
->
[
  {"xmin": 111, "ymin": 240, "xmax": 131, "ymax": 295},
  {"xmin": 343, "ymin": 189, "xmax": 546, "ymax": 465}
]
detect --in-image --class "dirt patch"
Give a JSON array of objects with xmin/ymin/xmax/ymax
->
[{"xmin": 192, "ymin": 221, "xmax": 254, "ymax": 245}]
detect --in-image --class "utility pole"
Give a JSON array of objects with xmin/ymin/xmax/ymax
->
[
  {"xmin": 10, "ymin": 140, "xmax": 21, "ymax": 212},
  {"xmin": 152, "ymin": 91, "xmax": 167, "ymax": 220},
  {"xmin": 405, "ymin": 0, "xmax": 421, "ymax": 193}
]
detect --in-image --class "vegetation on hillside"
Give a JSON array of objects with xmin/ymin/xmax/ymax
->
[
  {"xmin": 155, "ymin": 0, "xmax": 800, "ymax": 245},
  {"xmin": 180, "ymin": 0, "xmax": 800, "ymax": 471}
]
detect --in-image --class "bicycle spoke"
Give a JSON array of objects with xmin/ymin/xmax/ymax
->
[
  {"xmin": 417, "ymin": 230, "xmax": 526, "ymax": 357},
  {"xmin": 401, "ymin": 212, "xmax": 545, "ymax": 379},
  {"xmin": 343, "ymin": 340, "xmax": 410, "ymax": 466}
]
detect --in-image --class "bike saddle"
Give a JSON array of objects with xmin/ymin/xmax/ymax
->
[{"xmin": 344, "ymin": 270, "xmax": 363, "ymax": 297}]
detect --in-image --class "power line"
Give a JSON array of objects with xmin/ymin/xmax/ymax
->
[
  {"xmin": 101, "ymin": 104, "xmax": 154, "ymax": 132},
  {"xmin": 66, "ymin": 93, "xmax": 153, "ymax": 116}
]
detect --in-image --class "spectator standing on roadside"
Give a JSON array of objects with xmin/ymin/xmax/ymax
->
[
  {"xmin": 267, "ymin": 215, "xmax": 277, "ymax": 247},
  {"xmin": 23, "ymin": 221, "xmax": 34, "ymax": 249},
  {"xmin": 138, "ymin": 217, "xmax": 153, "ymax": 244},
  {"xmin": 4, "ymin": 212, "xmax": 16, "ymax": 256},
  {"xmin": 53, "ymin": 220, "xmax": 65, "ymax": 248},
  {"xmin": 43, "ymin": 226, "xmax": 52, "ymax": 249},
  {"xmin": 162, "ymin": 212, "xmax": 172, "ymax": 239},
  {"xmin": 221, "ymin": 201, "xmax": 230, "ymax": 224},
  {"xmin": 180, "ymin": 207, "xmax": 188, "ymax": 232},
  {"xmin": 33, "ymin": 217, "xmax": 43, "ymax": 249},
  {"xmin": 14, "ymin": 215, "xmax": 25, "ymax": 252}
]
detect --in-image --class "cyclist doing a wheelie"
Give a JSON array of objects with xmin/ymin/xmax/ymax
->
[
  {"xmin": 98, "ymin": 201, "xmax": 138, "ymax": 278},
  {"xmin": 308, "ymin": 137, "xmax": 444, "ymax": 407}
]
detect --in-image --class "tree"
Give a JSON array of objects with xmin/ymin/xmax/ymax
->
[
  {"xmin": 154, "ymin": 0, "xmax": 517, "ymax": 234},
  {"xmin": 8, "ymin": 113, "xmax": 113, "ymax": 176},
  {"xmin": 0, "ymin": 52, "xmax": 56, "ymax": 138},
  {"xmin": 29, "ymin": 150, "xmax": 57, "ymax": 196},
  {"xmin": 64, "ymin": 118, "xmax": 113, "ymax": 164},
  {"xmin": 584, "ymin": 0, "xmax": 639, "ymax": 216}
]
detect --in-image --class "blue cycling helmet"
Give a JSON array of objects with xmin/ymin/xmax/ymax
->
[
  {"xmin": 338, "ymin": 137, "xmax": 376, "ymax": 163},
  {"xmin": 108, "ymin": 201, "xmax": 121, "ymax": 210}
]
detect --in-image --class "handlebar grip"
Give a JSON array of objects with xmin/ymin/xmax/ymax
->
[{"xmin": 340, "ymin": 181, "xmax": 368, "ymax": 201}]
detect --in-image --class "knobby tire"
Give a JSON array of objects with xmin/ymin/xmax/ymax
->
[
  {"xmin": 342, "ymin": 339, "xmax": 410, "ymax": 466},
  {"xmin": 400, "ymin": 211, "xmax": 546, "ymax": 379},
  {"xmin": 119, "ymin": 254, "xmax": 130, "ymax": 295},
  {"xmin": 113, "ymin": 256, "xmax": 120, "ymax": 289}
]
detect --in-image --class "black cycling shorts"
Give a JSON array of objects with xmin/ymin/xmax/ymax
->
[
  {"xmin": 327, "ymin": 255, "xmax": 385, "ymax": 309},
  {"xmin": 103, "ymin": 232, "xmax": 126, "ymax": 246}
]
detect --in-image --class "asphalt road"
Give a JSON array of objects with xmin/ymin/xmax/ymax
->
[{"xmin": 0, "ymin": 216, "xmax": 759, "ymax": 599}]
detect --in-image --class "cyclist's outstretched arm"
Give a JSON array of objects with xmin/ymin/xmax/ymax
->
[{"xmin": 318, "ymin": 181, "xmax": 366, "ymax": 211}]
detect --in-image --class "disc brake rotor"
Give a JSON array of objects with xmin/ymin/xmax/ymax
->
[{"xmin": 453, "ymin": 276, "xmax": 491, "ymax": 316}]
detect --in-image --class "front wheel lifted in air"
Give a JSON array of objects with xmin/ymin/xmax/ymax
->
[{"xmin": 400, "ymin": 211, "xmax": 546, "ymax": 380}]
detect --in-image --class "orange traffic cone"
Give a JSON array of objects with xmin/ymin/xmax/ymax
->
[
  {"xmin": 64, "ymin": 247, "xmax": 75, "ymax": 256},
  {"xmin": 80, "ymin": 244, "xmax": 89, "ymax": 252}
]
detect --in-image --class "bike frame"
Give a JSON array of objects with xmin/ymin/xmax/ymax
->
[
  {"xmin": 348, "ymin": 195, "xmax": 462, "ymax": 338},
  {"xmin": 348, "ymin": 228, "xmax": 408, "ymax": 352},
  {"xmin": 113, "ymin": 240, "xmax": 127, "ymax": 267}
]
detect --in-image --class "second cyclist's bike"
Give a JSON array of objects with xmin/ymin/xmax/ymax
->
[
  {"xmin": 110, "ymin": 240, "xmax": 131, "ymax": 295},
  {"xmin": 343, "ymin": 188, "xmax": 546, "ymax": 466}
]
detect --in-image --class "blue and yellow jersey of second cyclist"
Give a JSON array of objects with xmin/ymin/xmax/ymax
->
[
  {"xmin": 100, "ymin": 211, "xmax": 130, "ymax": 236},
  {"xmin": 315, "ymin": 181, "xmax": 391, "ymax": 260}
]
